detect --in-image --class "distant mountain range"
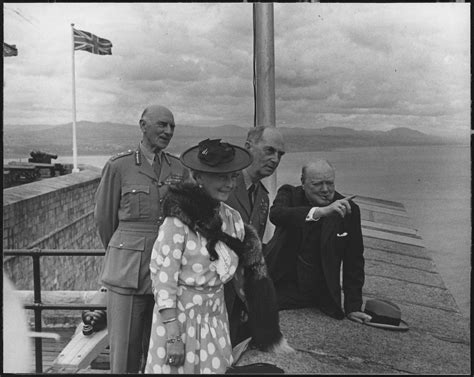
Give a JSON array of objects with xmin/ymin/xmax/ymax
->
[{"xmin": 3, "ymin": 121, "xmax": 458, "ymax": 158}]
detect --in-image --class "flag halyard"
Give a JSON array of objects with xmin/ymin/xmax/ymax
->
[{"xmin": 73, "ymin": 28, "xmax": 112, "ymax": 55}]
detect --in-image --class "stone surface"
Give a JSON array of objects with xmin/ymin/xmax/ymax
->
[
  {"xmin": 363, "ymin": 228, "xmax": 425, "ymax": 247},
  {"xmin": 358, "ymin": 202, "xmax": 410, "ymax": 217},
  {"xmin": 372, "ymin": 212, "xmax": 415, "ymax": 228},
  {"xmin": 361, "ymin": 219, "xmax": 418, "ymax": 236},
  {"xmin": 364, "ymin": 275, "xmax": 457, "ymax": 311},
  {"xmin": 344, "ymin": 193, "xmax": 404, "ymax": 209},
  {"xmin": 364, "ymin": 246, "xmax": 436, "ymax": 271},
  {"xmin": 3, "ymin": 168, "xmax": 104, "ymax": 292},
  {"xmin": 365, "ymin": 260, "xmax": 445, "ymax": 288},
  {"xmin": 363, "ymin": 237, "xmax": 430, "ymax": 259}
]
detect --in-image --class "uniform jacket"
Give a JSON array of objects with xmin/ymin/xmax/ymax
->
[
  {"xmin": 264, "ymin": 184, "xmax": 365, "ymax": 317},
  {"xmin": 94, "ymin": 146, "xmax": 188, "ymax": 295}
]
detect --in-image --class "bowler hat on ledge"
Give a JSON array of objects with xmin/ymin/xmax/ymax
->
[
  {"xmin": 180, "ymin": 138, "xmax": 252, "ymax": 174},
  {"xmin": 363, "ymin": 299, "xmax": 409, "ymax": 331}
]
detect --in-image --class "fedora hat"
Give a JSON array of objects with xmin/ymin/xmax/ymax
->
[
  {"xmin": 363, "ymin": 299, "xmax": 409, "ymax": 331},
  {"xmin": 180, "ymin": 138, "xmax": 252, "ymax": 174}
]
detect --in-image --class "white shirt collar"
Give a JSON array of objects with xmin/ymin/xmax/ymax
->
[{"xmin": 242, "ymin": 169, "xmax": 254, "ymax": 190}]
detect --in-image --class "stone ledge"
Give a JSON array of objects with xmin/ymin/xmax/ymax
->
[
  {"xmin": 238, "ymin": 307, "xmax": 470, "ymax": 374},
  {"xmin": 3, "ymin": 168, "xmax": 101, "ymax": 206}
]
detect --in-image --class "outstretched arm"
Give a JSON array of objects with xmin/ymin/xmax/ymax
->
[
  {"xmin": 309, "ymin": 195, "xmax": 356, "ymax": 220},
  {"xmin": 269, "ymin": 185, "xmax": 312, "ymax": 227}
]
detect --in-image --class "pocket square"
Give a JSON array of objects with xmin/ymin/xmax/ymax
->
[{"xmin": 337, "ymin": 232, "xmax": 348, "ymax": 237}]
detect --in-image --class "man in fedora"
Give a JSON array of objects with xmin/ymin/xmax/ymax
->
[
  {"xmin": 94, "ymin": 105, "xmax": 188, "ymax": 373},
  {"xmin": 225, "ymin": 126, "xmax": 286, "ymax": 346},
  {"xmin": 264, "ymin": 159, "xmax": 371, "ymax": 323}
]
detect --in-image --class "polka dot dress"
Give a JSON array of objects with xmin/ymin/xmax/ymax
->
[{"xmin": 145, "ymin": 203, "xmax": 245, "ymax": 374}]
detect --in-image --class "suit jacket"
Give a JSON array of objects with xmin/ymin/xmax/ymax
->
[
  {"xmin": 224, "ymin": 172, "xmax": 270, "ymax": 344},
  {"xmin": 94, "ymin": 146, "xmax": 188, "ymax": 295},
  {"xmin": 264, "ymin": 184, "xmax": 365, "ymax": 316},
  {"xmin": 225, "ymin": 172, "xmax": 269, "ymax": 240}
]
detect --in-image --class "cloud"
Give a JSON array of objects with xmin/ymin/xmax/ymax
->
[{"xmin": 3, "ymin": 3, "xmax": 470, "ymax": 138}]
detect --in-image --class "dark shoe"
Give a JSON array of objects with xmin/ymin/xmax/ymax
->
[{"xmin": 226, "ymin": 363, "xmax": 284, "ymax": 374}]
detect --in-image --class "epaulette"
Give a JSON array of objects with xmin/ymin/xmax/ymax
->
[{"xmin": 110, "ymin": 149, "xmax": 134, "ymax": 161}]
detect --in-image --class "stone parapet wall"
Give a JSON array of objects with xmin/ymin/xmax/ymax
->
[{"xmin": 3, "ymin": 166, "xmax": 105, "ymax": 291}]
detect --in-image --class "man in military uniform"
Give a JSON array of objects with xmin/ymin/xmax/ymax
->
[
  {"xmin": 94, "ymin": 105, "xmax": 188, "ymax": 373},
  {"xmin": 225, "ymin": 126, "xmax": 286, "ymax": 347}
]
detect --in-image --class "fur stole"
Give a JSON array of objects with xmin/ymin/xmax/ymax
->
[{"xmin": 163, "ymin": 182, "xmax": 283, "ymax": 350}]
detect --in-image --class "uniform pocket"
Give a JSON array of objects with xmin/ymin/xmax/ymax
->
[
  {"xmin": 101, "ymin": 233, "xmax": 146, "ymax": 289},
  {"xmin": 122, "ymin": 184, "xmax": 151, "ymax": 219}
]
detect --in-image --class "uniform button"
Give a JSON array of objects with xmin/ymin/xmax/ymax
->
[
  {"xmin": 119, "ymin": 243, "xmax": 123, "ymax": 247},
  {"xmin": 132, "ymin": 189, "xmax": 136, "ymax": 193},
  {"xmin": 159, "ymin": 199, "xmax": 163, "ymax": 203},
  {"xmin": 158, "ymin": 216, "xmax": 163, "ymax": 221},
  {"xmin": 158, "ymin": 182, "xmax": 164, "ymax": 187}
]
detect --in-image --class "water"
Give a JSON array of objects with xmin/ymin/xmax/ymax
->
[
  {"xmin": 26, "ymin": 144, "xmax": 471, "ymax": 319},
  {"xmin": 276, "ymin": 145, "xmax": 471, "ymax": 320}
]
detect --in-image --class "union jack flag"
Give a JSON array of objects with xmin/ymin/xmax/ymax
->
[
  {"xmin": 73, "ymin": 28, "xmax": 112, "ymax": 55},
  {"xmin": 3, "ymin": 42, "xmax": 18, "ymax": 57}
]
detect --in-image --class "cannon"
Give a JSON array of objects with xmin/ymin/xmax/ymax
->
[
  {"xmin": 29, "ymin": 150, "xmax": 58, "ymax": 164},
  {"xmin": 4, "ymin": 150, "xmax": 69, "ymax": 188}
]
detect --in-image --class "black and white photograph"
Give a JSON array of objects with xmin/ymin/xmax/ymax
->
[{"xmin": 3, "ymin": 2, "xmax": 470, "ymax": 374}]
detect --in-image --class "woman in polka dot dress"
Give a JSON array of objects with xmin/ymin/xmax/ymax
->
[{"xmin": 145, "ymin": 139, "xmax": 253, "ymax": 374}]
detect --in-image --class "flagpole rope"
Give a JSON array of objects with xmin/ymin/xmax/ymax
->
[{"xmin": 71, "ymin": 23, "xmax": 79, "ymax": 173}]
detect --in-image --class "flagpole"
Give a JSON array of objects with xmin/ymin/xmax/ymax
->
[
  {"xmin": 253, "ymin": 3, "xmax": 276, "ymax": 243},
  {"xmin": 71, "ymin": 23, "xmax": 79, "ymax": 173}
]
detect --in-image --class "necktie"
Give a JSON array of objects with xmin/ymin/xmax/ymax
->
[
  {"xmin": 153, "ymin": 154, "xmax": 161, "ymax": 179},
  {"xmin": 248, "ymin": 184, "xmax": 256, "ymax": 209}
]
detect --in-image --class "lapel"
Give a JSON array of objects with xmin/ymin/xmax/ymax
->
[
  {"xmin": 253, "ymin": 181, "xmax": 267, "ymax": 203},
  {"xmin": 251, "ymin": 181, "xmax": 268, "ymax": 217},
  {"xmin": 298, "ymin": 191, "xmax": 316, "ymax": 244},
  {"xmin": 159, "ymin": 153, "xmax": 172, "ymax": 183},
  {"xmin": 234, "ymin": 173, "xmax": 252, "ymax": 217},
  {"xmin": 321, "ymin": 215, "xmax": 339, "ymax": 250},
  {"xmin": 320, "ymin": 192, "xmax": 345, "ymax": 250}
]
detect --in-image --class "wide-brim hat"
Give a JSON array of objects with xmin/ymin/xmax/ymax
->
[
  {"xmin": 180, "ymin": 138, "xmax": 252, "ymax": 174},
  {"xmin": 363, "ymin": 299, "xmax": 409, "ymax": 331}
]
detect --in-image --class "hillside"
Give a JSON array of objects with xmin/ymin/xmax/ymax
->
[{"xmin": 3, "ymin": 121, "xmax": 452, "ymax": 158}]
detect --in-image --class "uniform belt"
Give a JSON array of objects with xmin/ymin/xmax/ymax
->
[{"xmin": 117, "ymin": 221, "xmax": 160, "ymax": 232}]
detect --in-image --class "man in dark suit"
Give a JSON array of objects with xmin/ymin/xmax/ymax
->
[
  {"xmin": 264, "ymin": 159, "xmax": 371, "ymax": 323},
  {"xmin": 225, "ymin": 126, "xmax": 286, "ymax": 346}
]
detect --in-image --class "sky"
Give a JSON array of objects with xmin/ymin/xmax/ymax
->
[{"xmin": 3, "ymin": 3, "xmax": 470, "ymax": 138}]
